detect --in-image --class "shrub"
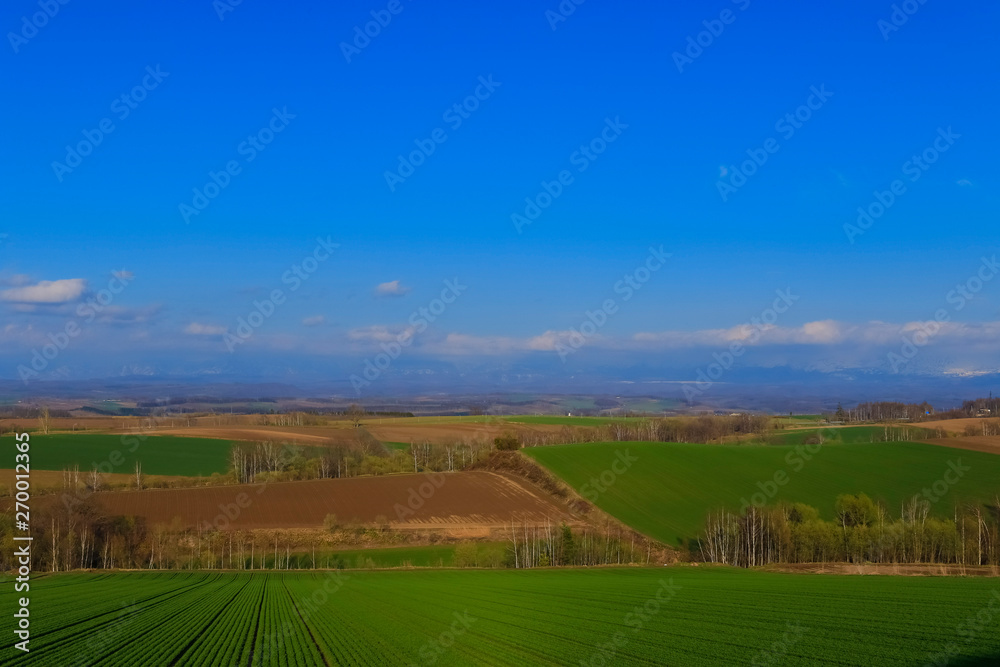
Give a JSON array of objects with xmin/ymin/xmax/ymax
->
[{"xmin": 494, "ymin": 433, "xmax": 520, "ymax": 451}]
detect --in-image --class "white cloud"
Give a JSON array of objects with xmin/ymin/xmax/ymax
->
[
  {"xmin": 0, "ymin": 278, "xmax": 87, "ymax": 303},
  {"xmin": 412, "ymin": 320, "xmax": 1000, "ymax": 357},
  {"xmin": 302, "ymin": 315, "xmax": 326, "ymax": 327},
  {"xmin": 112, "ymin": 270, "xmax": 135, "ymax": 281},
  {"xmin": 184, "ymin": 323, "xmax": 226, "ymax": 335},
  {"xmin": 348, "ymin": 325, "xmax": 414, "ymax": 343},
  {"xmin": 374, "ymin": 280, "xmax": 411, "ymax": 297},
  {"xmin": 525, "ymin": 330, "xmax": 603, "ymax": 352}
]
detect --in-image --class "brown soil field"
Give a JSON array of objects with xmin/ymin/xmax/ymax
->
[
  {"xmin": 762, "ymin": 562, "xmax": 1000, "ymax": 577},
  {"xmin": 76, "ymin": 471, "xmax": 574, "ymax": 531},
  {"xmin": 365, "ymin": 422, "xmax": 561, "ymax": 444},
  {"xmin": 919, "ymin": 418, "xmax": 994, "ymax": 434},
  {"xmin": 140, "ymin": 426, "xmax": 354, "ymax": 445},
  {"xmin": 138, "ymin": 422, "xmax": 562, "ymax": 446},
  {"xmin": 921, "ymin": 436, "xmax": 1000, "ymax": 455},
  {"xmin": 2, "ymin": 416, "xmax": 565, "ymax": 447}
]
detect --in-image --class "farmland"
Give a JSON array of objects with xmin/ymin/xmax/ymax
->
[
  {"xmin": 504, "ymin": 415, "xmax": 639, "ymax": 426},
  {"xmin": 768, "ymin": 425, "xmax": 936, "ymax": 445},
  {"xmin": 2, "ymin": 568, "xmax": 998, "ymax": 665},
  {"xmin": 67, "ymin": 471, "xmax": 574, "ymax": 530},
  {"xmin": 525, "ymin": 441, "xmax": 1000, "ymax": 544},
  {"xmin": 323, "ymin": 542, "xmax": 507, "ymax": 568},
  {"xmin": 15, "ymin": 434, "xmax": 235, "ymax": 477},
  {"xmin": 326, "ymin": 544, "xmax": 461, "ymax": 568}
]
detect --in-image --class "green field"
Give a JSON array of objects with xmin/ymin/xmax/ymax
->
[
  {"xmin": 769, "ymin": 425, "xmax": 936, "ymax": 444},
  {"xmin": 505, "ymin": 415, "xmax": 637, "ymax": 426},
  {"xmin": 525, "ymin": 441, "xmax": 1000, "ymax": 544},
  {"xmin": 12, "ymin": 434, "xmax": 234, "ymax": 476},
  {"xmin": 327, "ymin": 545, "xmax": 458, "ymax": 568},
  {"xmin": 3, "ymin": 568, "xmax": 997, "ymax": 665},
  {"xmin": 382, "ymin": 441, "xmax": 412, "ymax": 452},
  {"xmin": 363, "ymin": 415, "xmax": 500, "ymax": 425},
  {"xmin": 368, "ymin": 414, "xmax": 637, "ymax": 427}
]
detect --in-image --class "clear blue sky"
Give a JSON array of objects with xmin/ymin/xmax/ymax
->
[{"xmin": 1, "ymin": 0, "xmax": 997, "ymax": 394}]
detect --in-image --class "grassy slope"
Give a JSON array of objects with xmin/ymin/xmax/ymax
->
[
  {"xmin": 5, "ymin": 569, "xmax": 998, "ymax": 666},
  {"xmin": 525, "ymin": 441, "xmax": 1000, "ymax": 545},
  {"xmin": 14, "ymin": 434, "xmax": 233, "ymax": 476}
]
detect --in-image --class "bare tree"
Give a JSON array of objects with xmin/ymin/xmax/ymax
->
[
  {"xmin": 39, "ymin": 407, "xmax": 51, "ymax": 435},
  {"xmin": 88, "ymin": 466, "xmax": 103, "ymax": 492},
  {"xmin": 347, "ymin": 403, "xmax": 365, "ymax": 428}
]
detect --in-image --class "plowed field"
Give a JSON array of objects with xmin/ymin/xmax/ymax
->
[{"xmin": 83, "ymin": 471, "xmax": 573, "ymax": 529}]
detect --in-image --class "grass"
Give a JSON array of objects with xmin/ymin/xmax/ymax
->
[
  {"xmin": 525, "ymin": 440, "xmax": 1000, "ymax": 545},
  {"xmin": 3, "ymin": 568, "xmax": 998, "ymax": 665},
  {"xmin": 311, "ymin": 542, "xmax": 507, "ymax": 569},
  {"xmin": 505, "ymin": 415, "xmax": 637, "ymax": 426},
  {"xmin": 768, "ymin": 424, "xmax": 936, "ymax": 444},
  {"xmin": 10, "ymin": 433, "xmax": 233, "ymax": 477},
  {"xmin": 363, "ymin": 414, "xmax": 645, "ymax": 427},
  {"xmin": 382, "ymin": 441, "xmax": 412, "ymax": 451},
  {"xmin": 362, "ymin": 415, "xmax": 502, "ymax": 425},
  {"xmin": 327, "ymin": 545, "xmax": 458, "ymax": 568}
]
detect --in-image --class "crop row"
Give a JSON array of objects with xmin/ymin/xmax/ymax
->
[{"xmin": 2, "ymin": 569, "xmax": 999, "ymax": 665}]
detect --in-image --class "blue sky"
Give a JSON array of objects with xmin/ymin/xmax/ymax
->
[{"xmin": 1, "ymin": 0, "xmax": 997, "ymax": 396}]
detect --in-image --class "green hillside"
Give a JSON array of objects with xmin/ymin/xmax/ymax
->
[{"xmin": 525, "ymin": 440, "xmax": 1000, "ymax": 545}]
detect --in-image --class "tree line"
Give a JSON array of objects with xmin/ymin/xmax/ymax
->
[
  {"xmin": 0, "ymin": 500, "xmax": 659, "ymax": 572},
  {"xmin": 518, "ymin": 414, "xmax": 772, "ymax": 448},
  {"xmin": 833, "ymin": 395, "xmax": 1000, "ymax": 423},
  {"xmin": 698, "ymin": 493, "xmax": 1000, "ymax": 567},
  {"xmin": 504, "ymin": 519, "xmax": 662, "ymax": 568},
  {"xmin": 934, "ymin": 397, "xmax": 1000, "ymax": 421},
  {"xmin": 834, "ymin": 401, "xmax": 933, "ymax": 423}
]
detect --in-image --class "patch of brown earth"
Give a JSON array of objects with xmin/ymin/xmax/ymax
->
[
  {"xmin": 921, "ymin": 436, "xmax": 1000, "ymax": 455},
  {"xmin": 762, "ymin": 562, "xmax": 1000, "ymax": 577},
  {"xmin": 72, "ymin": 471, "xmax": 575, "ymax": 530},
  {"xmin": 919, "ymin": 418, "xmax": 992, "ymax": 434}
]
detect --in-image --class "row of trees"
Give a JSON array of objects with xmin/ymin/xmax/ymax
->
[
  {"xmin": 0, "ymin": 498, "xmax": 657, "ymax": 572},
  {"xmin": 0, "ymin": 405, "xmax": 71, "ymax": 422},
  {"xmin": 698, "ymin": 494, "xmax": 1000, "ymax": 567},
  {"xmin": 506, "ymin": 519, "xmax": 658, "ymax": 568},
  {"xmin": 0, "ymin": 510, "xmax": 382, "ymax": 572},
  {"xmin": 852, "ymin": 425, "xmax": 935, "ymax": 442},
  {"xmin": 962, "ymin": 419, "xmax": 1000, "ymax": 437},
  {"xmin": 224, "ymin": 430, "xmax": 508, "ymax": 486},
  {"xmin": 518, "ymin": 414, "xmax": 772, "ymax": 448},
  {"xmin": 833, "ymin": 396, "xmax": 1000, "ymax": 423},
  {"xmin": 933, "ymin": 396, "xmax": 1000, "ymax": 421},
  {"xmin": 834, "ymin": 401, "xmax": 934, "ymax": 423}
]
